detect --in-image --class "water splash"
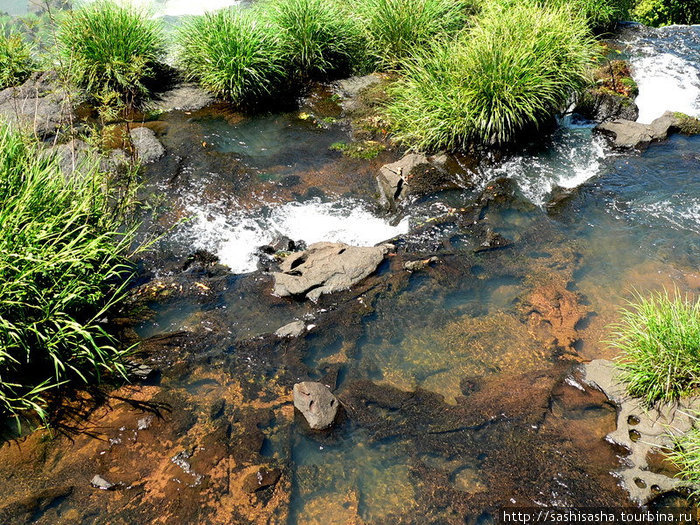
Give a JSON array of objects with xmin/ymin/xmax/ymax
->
[{"xmin": 173, "ymin": 198, "xmax": 409, "ymax": 273}]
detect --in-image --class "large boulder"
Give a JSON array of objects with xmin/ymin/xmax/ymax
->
[
  {"xmin": 293, "ymin": 382, "xmax": 339, "ymax": 430},
  {"xmin": 130, "ymin": 127, "xmax": 165, "ymax": 163},
  {"xmin": 272, "ymin": 242, "xmax": 392, "ymax": 302}
]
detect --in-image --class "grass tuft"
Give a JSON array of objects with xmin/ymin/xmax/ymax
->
[
  {"xmin": 668, "ymin": 425, "xmax": 700, "ymax": 497},
  {"xmin": 0, "ymin": 25, "xmax": 34, "ymax": 89},
  {"xmin": 177, "ymin": 8, "xmax": 286, "ymax": 105},
  {"xmin": 0, "ymin": 123, "xmax": 137, "ymax": 428},
  {"xmin": 258, "ymin": 0, "xmax": 364, "ymax": 79},
  {"xmin": 612, "ymin": 290, "xmax": 700, "ymax": 406},
  {"xmin": 385, "ymin": 2, "xmax": 595, "ymax": 149},
  {"xmin": 353, "ymin": 0, "xmax": 475, "ymax": 70},
  {"xmin": 57, "ymin": 1, "xmax": 164, "ymax": 103}
]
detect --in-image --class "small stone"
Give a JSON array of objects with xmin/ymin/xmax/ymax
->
[
  {"xmin": 90, "ymin": 475, "xmax": 114, "ymax": 490},
  {"xmin": 275, "ymin": 320, "xmax": 306, "ymax": 338},
  {"xmin": 137, "ymin": 415, "xmax": 153, "ymax": 430},
  {"xmin": 403, "ymin": 256, "xmax": 439, "ymax": 272},
  {"xmin": 242, "ymin": 467, "xmax": 282, "ymax": 493},
  {"xmin": 129, "ymin": 127, "xmax": 165, "ymax": 163},
  {"xmin": 293, "ymin": 382, "xmax": 339, "ymax": 430}
]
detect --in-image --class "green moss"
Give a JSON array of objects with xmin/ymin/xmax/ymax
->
[
  {"xmin": 673, "ymin": 113, "xmax": 700, "ymax": 135},
  {"xmin": 330, "ymin": 140, "xmax": 386, "ymax": 159}
]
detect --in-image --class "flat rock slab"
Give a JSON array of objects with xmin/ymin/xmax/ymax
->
[
  {"xmin": 272, "ymin": 242, "xmax": 392, "ymax": 302},
  {"xmin": 596, "ymin": 111, "xmax": 683, "ymax": 149},
  {"xmin": 275, "ymin": 320, "xmax": 306, "ymax": 338},
  {"xmin": 149, "ymin": 83, "xmax": 214, "ymax": 113},
  {"xmin": 130, "ymin": 127, "xmax": 165, "ymax": 164},
  {"xmin": 581, "ymin": 359, "xmax": 700, "ymax": 503},
  {"xmin": 293, "ymin": 382, "xmax": 339, "ymax": 430}
]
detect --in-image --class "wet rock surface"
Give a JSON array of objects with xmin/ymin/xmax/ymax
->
[
  {"xmin": 377, "ymin": 153, "xmax": 456, "ymax": 209},
  {"xmin": 581, "ymin": 360, "xmax": 700, "ymax": 503},
  {"xmin": 596, "ymin": 111, "xmax": 685, "ymax": 148},
  {"xmin": 272, "ymin": 242, "xmax": 393, "ymax": 301},
  {"xmin": 293, "ymin": 382, "xmax": 339, "ymax": 430},
  {"xmin": 130, "ymin": 126, "xmax": 165, "ymax": 163},
  {"xmin": 149, "ymin": 83, "xmax": 214, "ymax": 113},
  {"xmin": 0, "ymin": 71, "xmax": 75, "ymax": 138},
  {"xmin": 275, "ymin": 320, "xmax": 306, "ymax": 338}
]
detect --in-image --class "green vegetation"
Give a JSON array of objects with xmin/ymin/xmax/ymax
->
[
  {"xmin": 353, "ymin": 0, "xmax": 474, "ymax": 70},
  {"xmin": 385, "ymin": 2, "xmax": 594, "ymax": 149},
  {"xmin": 549, "ymin": 0, "xmax": 631, "ymax": 31},
  {"xmin": 673, "ymin": 113, "xmax": 700, "ymax": 135},
  {"xmin": 612, "ymin": 291, "xmax": 700, "ymax": 406},
  {"xmin": 668, "ymin": 426, "xmax": 700, "ymax": 497},
  {"xmin": 177, "ymin": 9, "xmax": 285, "ymax": 105},
  {"xmin": 330, "ymin": 140, "xmax": 386, "ymax": 159},
  {"xmin": 0, "ymin": 26, "xmax": 34, "ymax": 89},
  {"xmin": 632, "ymin": 0, "xmax": 700, "ymax": 27},
  {"xmin": 57, "ymin": 1, "xmax": 164, "ymax": 104},
  {"xmin": 0, "ymin": 124, "xmax": 137, "ymax": 427},
  {"xmin": 258, "ymin": 0, "xmax": 363, "ymax": 79}
]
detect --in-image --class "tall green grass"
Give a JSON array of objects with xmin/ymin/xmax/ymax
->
[
  {"xmin": 177, "ymin": 9, "xmax": 285, "ymax": 105},
  {"xmin": 57, "ymin": 1, "xmax": 164, "ymax": 103},
  {"xmin": 668, "ymin": 425, "xmax": 700, "ymax": 497},
  {"xmin": 258, "ymin": 0, "xmax": 364, "ymax": 79},
  {"xmin": 0, "ymin": 26, "xmax": 34, "ymax": 89},
  {"xmin": 549, "ymin": 0, "xmax": 631, "ymax": 31},
  {"xmin": 632, "ymin": 0, "xmax": 700, "ymax": 26},
  {"xmin": 353, "ymin": 0, "xmax": 474, "ymax": 70},
  {"xmin": 0, "ymin": 124, "xmax": 137, "ymax": 428},
  {"xmin": 612, "ymin": 291, "xmax": 700, "ymax": 405},
  {"xmin": 385, "ymin": 2, "xmax": 595, "ymax": 149}
]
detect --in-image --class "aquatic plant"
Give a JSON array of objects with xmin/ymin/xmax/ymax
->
[
  {"xmin": 632, "ymin": 0, "xmax": 700, "ymax": 27},
  {"xmin": 385, "ymin": 2, "xmax": 595, "ymax": 149},
  {"xmin": 0, "ymin": 26, "xmax": 34, "ymax": 89},
  {"xmin": 0, "ymin": 124, "xmax": 137, "ymax": 428},
  {"xmin": 257, "ymin": 0, "xmax": 364, "ymax": 79},
  {"xmin": 177, "ymin": 9, "xmax": 286, "ymax": 105},
  {"xmin": 353, "ymin": 0, "xmax": 475, "ymax": 70},
  {"xmin": 57, "ymin": 1, "xmax": 164, "ymax": 103},
  {"xmin": 612, "ymin": 291, "xmax": 700, "ymax": 405}
]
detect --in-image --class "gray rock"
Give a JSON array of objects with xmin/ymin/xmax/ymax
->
[
  {"xmin": 596, "ymin": 111, "xmax": 683, "ymax": 149},
  {"xmin": 149, "ymin": 83, "xmax": 214, "ymax": 113},
  {"xmin": 130, "ymin": 127, "xmax": 165, "ymax": 163},
  {"xmin": 332, "ymin": 74, "xmax": 381, "ymax": 112},
  {"xmin": 595, "ymin": 119, "xmax": 654, "ymax": 148},
  {"xmin": 44, "ymin": 139, "xmax": 90, "ymax": 177},
  {"xmin": 275, "ymin": 320, "xmax": 306, "ymax": 338},
  {"xmin": 293, "ymin": 381, "xmax": 339, "ymax": 430},
  {"xmin": 404, "ymin": 256, "xmax": 438, "ymax": 272},
  {"xmin": 272, "ymin": 242, "xmax": 392, "ymax": 302},
  {"xmin": 377, "ymin": 153, "xmax": 428, "ymax": 209},
  {"xmin": 90, "ymin": 475, "xmax": 114, "ymax": 490},
  {"xmin": 581, "ymin": 359, "xmax": 700, "ymax": 503}
]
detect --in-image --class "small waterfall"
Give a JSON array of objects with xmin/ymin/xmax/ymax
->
[{"xmin": 173, "ymin": 198, "xmax": 410, "ymax": 274}]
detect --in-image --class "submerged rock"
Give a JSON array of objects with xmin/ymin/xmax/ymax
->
[
  {"xmin": 242, "ymin": 467, "xmax": 282, "ymax": 494},
  {"xmin": 130, "ymin": 127, "xmax": 165, "ymax": 163},
  {"xmin": 275, "ymin": 320, "xmax": 306, "ymax": 338},
  {"xmin": 595, "ymin": 111, "xmax": 687, "ymax": 149},
  {"xmin": 403, "ymin": 256, "xmax": 439, "ymax": 272},
  {"xmin": 272, "ymin": 242, "xmax": 392, "ymax": 302},
  {"xmin": 293, "ymin": 382, "xmax": 339, "ymax": 430}
]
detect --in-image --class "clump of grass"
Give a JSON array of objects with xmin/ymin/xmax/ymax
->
[
  {"xmin": 612, "ymin": 291, "xmax": 700, "ymax": 406},
  {"xmin": 0, "ymin": 25, "xmax": 34, "ymax": 89},
  {"xmin": 668, "ymin": 426, "xmax": 700, "ymax": 497},
  {"xmin": 385, "ymin": 2, "xmax": 595, "ymax": 149},
  {"xmin": 548, "ymin": 0, "xmax": 631, "ymax": 31},
  {"xmin": 0, "ymin": 124, "xmax": 137, "ymax": 428},
  {"xmin": 57, "ymin": 1, "xmax": 164, "ymax": 103},
  {"xmin": 177, "ymin": 8, "xmax": 285, "ymax": 105},
  {"xmin": 673, "ymin": 113, "xmax": 700, "ymax": 136},
  {"xmin": 353, "ymin": 0, "xmax": 475, "ymax": 70},
  {"xmin": 257, "ymin": 0, "xmax": 363, "ymax": 79}
]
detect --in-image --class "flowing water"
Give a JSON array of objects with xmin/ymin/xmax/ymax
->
[{"xmin": 1, "ymin": 19, "xmax": 699, "ymax": 525}]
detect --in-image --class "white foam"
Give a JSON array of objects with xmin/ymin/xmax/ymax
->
[
  {"xmin": 632, "ymin": 198, "xmax": 700, "ymax": 235},
  {"xmin": 175, "ymin": 199, "xmax": 409, "ymax": 274},
  {"xmin": 632, "ymin": 52, "xmax": 700, "ymax": 124}
]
